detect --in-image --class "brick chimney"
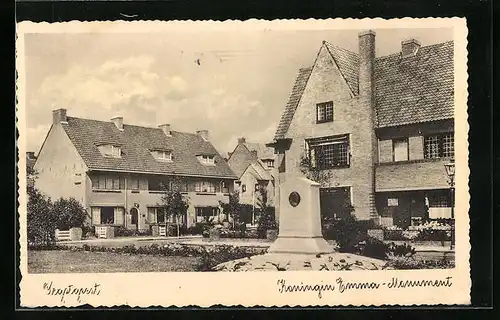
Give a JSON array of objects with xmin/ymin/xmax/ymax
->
[
  {"xmin": 111, "ymin": 116, "xmax": 124, "ymax": 131},
  {"xmin": 401, "ymin": 39, "xmax": 421, "ymax": 57},
  {"xmin": 26, "ymin": 152, "xmax": 35, "ymax": 160},
  {"xmin": 358, "ymin": 30, "xmax": 376, "ymax": 100},
  {"xmin": 197, "ymin": 130, "xmax": 209, "ymax": 141},
  {"xmin": 238, "ymin": 137, "xmax": 246, "ymax": 144},
  {"xmin": 158, "ymin": 124, "xmax": 171, "ymax": 136},
  {"xmin": 52, "ymin": 108, "xmax": 67, "ymax": 124}
]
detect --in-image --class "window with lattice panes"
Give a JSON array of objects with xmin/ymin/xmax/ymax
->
[
  {"xmin": 305, "ymin": 134, "xmax": 350, "ymax": 169},
  {"xmin": 424, "ymin": 133, "xmax": 454, "ymax": 159},
  {"xmin": 316, "ymin": 101, "xmax": 334, "ymax": 123}
]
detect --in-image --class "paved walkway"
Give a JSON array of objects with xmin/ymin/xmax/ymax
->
[
  {"xmin": 57, "ymin": 235, "xmax": 202, "ymax": 247},
  {"xmin": 58, "ymin": 236, "xmax": 454, "ymax": 254}
]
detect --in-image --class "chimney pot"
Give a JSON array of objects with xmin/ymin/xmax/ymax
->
[
  {"xmin": 238, "ymin": 137, "xmax": 246, "ymax": 144},
  {"xmin": 401, "ymin": 39, "xmax": 421, "ymax": 57},
  {"xmin": 52, "ymin": 108, "xmax": 67, "ymax": 124},
  {"xmin": 358, "ymin": 30, "xmax": 376, "ymax": 99},
  {"xmin": 111, "ymin": 116, "xmax": 124, "ymax": 130},
  {"xmin": 197, "ymin": 130, "xmax": 209, "ymax": 141},
  {"xmin": 158, "ymin": 124, "xmax": 171, "ymax": 136},
  {"xmin": 26, "ymin": 152, "xmax": 35, "ymax": 159}
]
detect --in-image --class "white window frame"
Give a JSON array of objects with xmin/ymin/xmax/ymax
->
[{"xmin": 393, "ymin": 138, "xmax": 409, "ymax": 162}]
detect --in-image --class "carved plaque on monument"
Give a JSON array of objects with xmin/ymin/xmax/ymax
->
[{"xmin": 268, "ymin": 176, "xmax": 333, "ymax": 254}]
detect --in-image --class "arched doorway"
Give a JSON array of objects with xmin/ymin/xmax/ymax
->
[{"xmin": 130, "ymin": 208, "xmax": 139, "ymax": 229}]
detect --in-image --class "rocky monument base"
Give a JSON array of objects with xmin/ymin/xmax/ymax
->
[{"xmin": 213, "ymin": 252, "xmax": 388, "ymax": 272}]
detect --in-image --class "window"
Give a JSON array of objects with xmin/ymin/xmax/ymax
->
[
  {"xmin": 427, "ymin": 191, "xmax": 451, "ymax": 208},
  {"xmin": 221, "ymin": 181, "xmax": 229, "ymax": 193},
  {"xmin": 198, "ymin": 154, "xmax": 215, "ymax": 165},
  {"xmin": 91, "ymin": 207, "xmax": 124, "ymax": 225},
  {"xmin": 265, "ymin": 159, "xmax": 275, "ymax": 168},
  {"xmin": 241, "ymin": 184, "xmax": 247, "ymax": 193},
  {"xmin": 130, "ymin": 178, "xmax": 140, "ymax": 190},
  {"xmin": 195, "ymin": 181, "xmax": 216, "ymax": 193},
  {"xmin": 148, "ymin": 177, "xmax": 170, "ymax": 191},
  {"xmin": 97, "ymin": 144, "xmax": 121, "ymax": 158},
  {"xmin": 92, "ymin": 174, "xmax": 124, "ymax": 190},
  {"xmin": 424, "ymin": 133, "xmax": 454, "ymax": 159},
  {"xmin": 393, "ymin": 138, "xmax": 409, "ymax": 162},
  {"xmin": 387, "ymin": 198, "xmax": 399, "ymax": 207},
  {"xmin": 148, "ymin": 207, "xmax": 167, "ymax": 224},
  {"xmin": 305, "ymin": 134, "xmax": 350, "ymax": 169},
  {"xmin": 195, "ymin": 207, "xmax": 220, "ymax": 223},
  {"xmin": 316, "ymin": 101, "xmax": 334, "ymax": 123},
  {"xmin": 151, "ymin": 150, "xmax": 172, "ymax": 162}
]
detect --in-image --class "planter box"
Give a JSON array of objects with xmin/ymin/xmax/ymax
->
[
  {"xmin": 151, "ymin": 225, "xmax": 160, "ymax": 237},
  {"xmin": 69, "ymin": 227, "xmax": 83, "ymax": 241}
]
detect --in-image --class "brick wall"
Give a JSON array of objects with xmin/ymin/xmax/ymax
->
[
  {"xmin": 375, "ymin": 159, "xmax": 451, "ymax": 191},
  {"xmin": 284, "ymin": 44, "xmax": 377, "ymax": 220}
]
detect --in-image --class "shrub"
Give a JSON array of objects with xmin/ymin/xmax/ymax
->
[
  {"xmin": 185, "ymin": 224, "xmax": 203, "ymax": 235},
  {"xmin": 52, "ymin": 197, "xmax": 88, "ymax": 230},
  {"xmin": 195, "ymin": 245, "xmax": 266, "ymax": 271},
  {"xmin": 323, "ymin": 214, "xmax": 375, "ymax": 251},
  {"xmin": 27, "ymin": 185, "xmax": 56, "ymax": 247},
  {"xmin": 387, "ymin": 242, "xmax": 417, "ymax": 258},
  {"xmin": 257, "ymin": 207, "xmax": 277, "ymax": 239},
  {"xmin": 355, "ymin": 236, "xmax": 389, "ymax": 260},
  {"xmin": 385, "ymin": 257, "xmax": 455, "ymax": 270}
]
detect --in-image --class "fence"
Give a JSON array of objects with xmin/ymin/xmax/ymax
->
[
  {"xmin": 55, "ymin": 229, "xmax": 71, "ymax": 241},
  {"xmin": 159, "ymin": 226, "xmax": 166, "ymax": 237},
  {"xmin": 55, "ymin": 227, "xmax": 83, "ymax": 241}
]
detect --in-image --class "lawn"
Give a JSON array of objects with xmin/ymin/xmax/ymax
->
[{"xmin": 28, "ymin": 250, "xmax": 200, "ymax": 273}]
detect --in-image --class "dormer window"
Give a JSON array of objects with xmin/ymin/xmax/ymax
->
[
  {"xmin": 97, "ymin": 144, "xmax": 122, "ymax": 158},
  {"xmin": 197, "ymin": 154, "xmax": 215, "ymax": 165},
  {"xmin": 151, "ymin": 149, "xmax": 173, "ymax": 162},
  {"xmin": 264, "ymin": 159, "xmax": 275, "ymax": 168}
]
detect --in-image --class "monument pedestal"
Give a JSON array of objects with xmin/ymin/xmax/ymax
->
[{"xmin": 268, "ymin": 176, "xmax": 333, "ymax": 255}]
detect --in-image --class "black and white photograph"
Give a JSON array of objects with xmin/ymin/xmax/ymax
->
[{"xmin": 17, "ymin": 18, "xmax": 470, "ymax": 307}]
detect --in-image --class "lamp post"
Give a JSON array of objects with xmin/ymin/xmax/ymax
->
[{"xmin": 444, "ymin": 158, "xmax": 455, "ymax": 250}]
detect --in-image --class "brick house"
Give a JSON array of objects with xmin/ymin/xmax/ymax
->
[
  {"xmin": 33, "ymin": 109, "xmax": 237, "ymax": 231},
  {"xmin": 268, "ymin": 31, "xmax": 454, "ymax": 228},
  {"xmin": 227, "ymin": 138, "xmax": 277, "ymax": 224}
]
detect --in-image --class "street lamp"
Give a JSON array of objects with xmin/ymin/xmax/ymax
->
[{"xmin": 444, "ymin": 158, "xmax": 455, "ymax": 250}]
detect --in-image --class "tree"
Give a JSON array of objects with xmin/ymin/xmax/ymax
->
[
  {"xmin": 159, "ymin": 176, "xmax": 189, "ymax": 237},
  {"xmin": 219, "ymin": 191, "xmax": 241, "ymax": 229},
  {"xmin": 27, "ymin": 169, "xmax": 57, "ymax": 246},
  {"xmin": 256, "ymin": 185, "xmax": 277, "ymax": 238},
  {"xmin": 52, "ymin": 197, "xmax": 88, "ymax": 230},
  {"xmin": 298, "ymin": 153, "xmax": 333, "ymax": 186}
]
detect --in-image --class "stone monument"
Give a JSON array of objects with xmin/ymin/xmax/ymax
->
[{"xmin": 268, "ymin": 176, "xmax": 333, "ymax": 254}]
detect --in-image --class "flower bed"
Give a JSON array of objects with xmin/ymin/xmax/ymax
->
[{"xmin": 383, "ymin": 221, "xmax": 452, "ymax": 242}]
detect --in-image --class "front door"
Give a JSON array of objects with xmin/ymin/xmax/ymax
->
[{"xmin": 130, "ymin": 207, "xmax": 138, "ymax": 229}]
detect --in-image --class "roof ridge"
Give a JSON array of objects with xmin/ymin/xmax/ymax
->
[
  {"xmin": 323, "ymin": 40, "xmax": 359, "ymax": 56},
  {"xmin": 376, "ymin": 40, "xmax": 454, "ymax": 60},
  {"xmin": 67, "ymin": 116, "xmax": 199, "ymax": 136}
]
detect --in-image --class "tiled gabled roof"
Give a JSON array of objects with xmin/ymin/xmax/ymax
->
[
  {"xmin": 274, "ymin": 67, "xmax": 313, "ymax": 140},
  {"xmin": 324, "ymin": 41, "xmax": 360, "ymax": 95},
  {"xmin": 375, "ymin": 41, "xmax": 454, "ymax": 127},
  {"xmin": 273, "ymin": 40, "xmax": 454, "ymax": 139},
  {"xmin": 62, "ymin": 117, "xmax": 237, "ymax": 179},
  {"xmin": 243, "ymin": 142, "xmax": 275, "ymax": 160}
]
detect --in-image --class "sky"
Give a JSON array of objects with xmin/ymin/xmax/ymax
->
[{"xmin": 24, "ymin": 27, "xmax": 453, "ymax": 156}]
